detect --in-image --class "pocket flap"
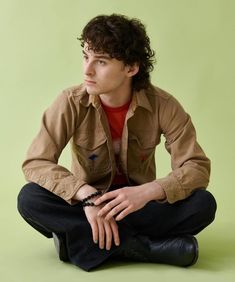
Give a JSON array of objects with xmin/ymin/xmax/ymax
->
[
  {"xmin": 129, "ymin": 132, "xmax": 156, "ymax": 149},
  {"xmin": 74, "ymin": 132, "xmax": 107, "ymax": 150}
]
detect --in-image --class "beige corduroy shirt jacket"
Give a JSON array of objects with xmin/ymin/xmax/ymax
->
[{"xmin": 22, "ymin": 84, "xmax": 210, "ymax": 205}]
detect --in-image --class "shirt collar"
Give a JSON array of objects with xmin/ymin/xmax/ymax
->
[
  {"xmin": 80, "ymin": 84, "xmax": 153, "ymax": 112},
  {"xmin": 131, "ymin": 88, "xmax": 153, "ymax": 113},
  {"xmin": 79, "ymin": 85, "xmax": 100, "ymax": 108}
]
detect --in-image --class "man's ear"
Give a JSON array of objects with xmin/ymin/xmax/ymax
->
[{"xmin": 126, "ymin": 63, "xmax": 139, "ymax": 77}]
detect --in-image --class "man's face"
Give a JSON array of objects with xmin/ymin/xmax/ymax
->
[{"xmin": 83, "ymin": 43, "xmax": 132, "ymax": 96}]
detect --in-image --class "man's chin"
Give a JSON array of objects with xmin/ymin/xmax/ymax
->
[
  {"xmin": 86, "ymin": 90, "xmax": 100, "ymax": 96},
  {"xmin": 85, "ymin": 86, "xmax": 100, "ymax": 96}
]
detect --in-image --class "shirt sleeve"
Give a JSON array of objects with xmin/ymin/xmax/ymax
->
[
  {"xmin": 156, "ymin": 95, "xmax": 211, "ymax": 203},
  {"xmin": 22, "ymin": 90, "xmax": 86, "ymax": 204}
]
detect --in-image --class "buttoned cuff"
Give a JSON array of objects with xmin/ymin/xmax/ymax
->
[
  {"xmin": 155, "ymin": 175, "xmax": 187, "ymax": 204},
  {"xmin": 23, "ymin": 169, "xmax": 87, "ymax": 205}
]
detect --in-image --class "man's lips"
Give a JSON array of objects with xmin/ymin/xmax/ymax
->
[{"xmin": 85, "ymin": 80, "xmax": 96, "ymax": 84}]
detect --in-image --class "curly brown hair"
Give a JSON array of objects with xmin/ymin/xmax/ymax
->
[{"xmin": 79, "ymin": 14, "xmax": 156, "ymax": 91}]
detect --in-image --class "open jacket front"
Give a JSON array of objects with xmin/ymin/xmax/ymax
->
[{"xmin": 22, "ymin": 84, "xmax": 210, "ymax": 204}]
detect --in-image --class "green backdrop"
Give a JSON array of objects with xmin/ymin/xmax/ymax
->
[{"xmin": 0, "ymin": 0, "xmax": 234, "ymax": 281}]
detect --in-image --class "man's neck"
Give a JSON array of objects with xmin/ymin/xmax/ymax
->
[
  {"xmin": 99, "ymin": 84, "xmax": 132, "ymax": 108},
  {"xmin": 99, "ymin": 93, "xmax": 131, "ymax": 108}
]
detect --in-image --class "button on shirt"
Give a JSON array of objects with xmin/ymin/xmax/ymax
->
[{"xmin": 22, "ymin": 84, "xmax": 210, "ymax": 204}]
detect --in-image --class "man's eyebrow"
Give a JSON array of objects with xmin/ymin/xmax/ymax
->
[{"xmin": 82, "ymin": 50, "xmax": 111, "ymax": 60}]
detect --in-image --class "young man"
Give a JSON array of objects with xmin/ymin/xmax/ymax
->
[{"xmin": 17, "ymin": 14, "xmax": 216, "ymax": 271}]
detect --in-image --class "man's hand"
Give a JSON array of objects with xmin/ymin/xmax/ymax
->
[
  {"xmin": 94, "ymin": 181, "xmax": 166, "ymax": 221},
  {"xmin": 73, "ymin": 184, "xmax": 120, "ymax": 250},
  {"xmin": 83, "ymin": 204, "xmax": 120, "ymax": 250}
]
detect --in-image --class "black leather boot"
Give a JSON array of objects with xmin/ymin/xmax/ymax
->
[
  {"xmin": 114, "ymin": 234, "xmax": 198, "ymax": 267},
  {"xmin": 52, "ymin": 232, "xmax": 69, "ymax": 262}
]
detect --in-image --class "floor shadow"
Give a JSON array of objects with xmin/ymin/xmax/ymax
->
[{"xmin": 188, "ymin": 231, "xmax": 235, "ymax": 272}]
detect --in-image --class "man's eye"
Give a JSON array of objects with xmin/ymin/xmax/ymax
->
[{"xmin": 98, "ymin": 60, "xmax": 106, "ymax": 65}]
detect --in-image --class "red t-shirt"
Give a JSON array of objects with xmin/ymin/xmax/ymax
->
[{"xmin": 101, "ymin": 100, "xmax": 131, "ymax": 185}]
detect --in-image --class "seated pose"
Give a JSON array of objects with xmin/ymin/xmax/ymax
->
[{"xmin": 17, "ymin": 14, "xmax": 216, "ymax": 271}]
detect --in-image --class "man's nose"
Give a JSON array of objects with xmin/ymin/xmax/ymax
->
[{"xmin": 84, "ymin": 61, "xmax": 95, "ymax": 76}]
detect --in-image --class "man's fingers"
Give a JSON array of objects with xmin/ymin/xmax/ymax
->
[
  {"xmin": 110, "ymin": 220, "xmax": 120, "ymax": 246},
  {"xmin": 103, "ymin": 220, "xmax": 113, "ymax": 250},
  {"xmin": 96, "ymin": 217, "xmax": 114, "ymax": 250},
  {"xmin": 104, "ymin": 202, "xmax": 127, "ymax": 220},
  {"xmin": 115, "ymin": 207, "xmax": 132, "ymax": 221},
  {"xmin": 90, "ymin": 220, "xmax": 99, "ymax": 244},
  {"xmin": 94, "ymin": 191, "xmax": 117, "ymax": 205},
  {"xmin": 87, "ymin": 206, "xmax": 121, "ymax": 250},
  {"xmin": 97, "ymin": 218, "xmax": 105, "ymax": 249},
  {"xmin": 97, "ymin": 198, "xmax": 121, "ymax": 217}
]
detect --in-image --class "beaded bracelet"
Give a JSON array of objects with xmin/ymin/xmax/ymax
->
[
  {"xmin": 81, "ymin": 191, "xmax": 102, "ymax": 204},
  {"xmin": 82, "ymin": 201, "xmax": 96, "ymax": 207}
]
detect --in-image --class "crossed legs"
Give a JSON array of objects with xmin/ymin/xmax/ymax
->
[{"xmin": 17, "ymin": 182, "xmax": 216, "ymax": 271}]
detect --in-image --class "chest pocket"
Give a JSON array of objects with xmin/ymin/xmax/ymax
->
[
  {"xmin": 73, "ymin": 132, "xmax": 110, "ymax": 173},
  {"xmin": 128, "ymin": 132, "xmax": 157, "ymax": 168},
  {"xmin": 129, "ymin": 131, "xmax": 157, "ymax": 148}
]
